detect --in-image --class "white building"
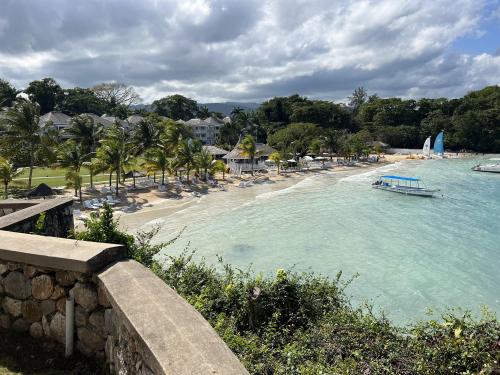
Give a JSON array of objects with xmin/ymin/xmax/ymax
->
[{"xmin": 178, "ymin": 116, "xmax": 224, "ymax": 145}]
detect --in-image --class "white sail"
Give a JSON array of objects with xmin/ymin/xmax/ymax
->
[{"xmin": 423, "ymin": 137, "xmax": 431, "ymax": 158}]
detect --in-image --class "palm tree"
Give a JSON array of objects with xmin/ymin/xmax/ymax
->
[
  {"xmin": 323, "ymin": 129, "xmax": 337, "ymax": 161},
  {"xmin": 0, "ymin": 158, "xmax": 22, "ymax": 199},
  {"xmin": 66, "ymin": 115, "xmax": 103, "ymax": 152},
  {"xmin": 65, "ymin": 170, "xmax": 83, "ymax": 203},
  {"xmin": 66, "ymin": 115, "xmax": 103, "ymax": 188},
  {"xmin": 230, "ymin": 106, "xmax": 244, "ymax": 121},
  {"xmin": 0, "ymin": 101, "xmax": 41, "ymax": 189},
  {"xmin": 239, "ymin": 134, "xmax": 257, "ymax": 176},
  {"xmin": 198, "ymin": 106, "xmax": 210, "ymax": 119},
  {"xmin": 97, "ymin": 126, "xmax": 131, "ymax": 196},
  {"xmin": 177, "ymin": 139, "xmax": 197, "ymax": 183},
  {"xmin": 212, "ymin": 159, "xmax": 227, "ymax": 180},
  {"xmin": 194, "ymin": 149, "xmax": 213, "ymax": 181},
  {"xmin": 58, "ymin": 140, "xmax": 88, "ymax": 202},
  {"xmin": 144, "ymin": 148, "xmax": 169, "ymax": 186},
  {"xmin": 131, "ymin": 118, "xmax": 160, "ymax": 156},
  {"xmin": 268, "ymin": 151, "xmax": 282, "ymax": 174}
]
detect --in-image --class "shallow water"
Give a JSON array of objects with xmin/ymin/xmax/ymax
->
[{"xmin": 147, "ymin": 158, "xmax": 500, "ymax": 324}]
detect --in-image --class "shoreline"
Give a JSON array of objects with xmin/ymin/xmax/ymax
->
[
  {"xmin": 74, "ymin": 151, "xmax": 488, "ymax": 233},
  {"xmin": 113, "ymin": 155, "xmax": 408, "ymax": 232}
]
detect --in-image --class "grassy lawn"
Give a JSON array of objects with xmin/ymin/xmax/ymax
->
[{"xmin": 11, "ymin": 166, "xmax": 116, "ymax": 188}]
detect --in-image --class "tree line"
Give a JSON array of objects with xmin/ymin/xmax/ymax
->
[
  {"xmin": 0, "ymin": 99, "xmax": 227, "ymax": 199},
  {"xmin": 1, "ymin": 77, "xmax": 498, "ymax": 198}
]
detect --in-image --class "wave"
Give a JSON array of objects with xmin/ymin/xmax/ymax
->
[
  {"xmin": 255, "ymin": 174, "xmax": 326, "ymax": 199},
  {"xmin": 338, "ymin": 161, "xmax": 404, "ymax": 183}
]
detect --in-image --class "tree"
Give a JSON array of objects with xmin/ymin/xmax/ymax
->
[
  {"xmin": 176, "ymin": 139, "xmax": 198, "ymax": 183},
  {"xmin": 152, "ymin": 94, "xmax": 198, "ymax": 120},
  {"xmin": 91, "ymin": 82, "xmax": 140, "ymax": 108},
  {"xmin": 0, "ymin": 79, "xmax": 17, "ymax": 108},
  {"xmin": 66, "ymin": 115, "xmax": 103, "ymax": 153},
  {"xmin": 198, "ymin": 105, "xmax": 211, "ymax": 119},
  {"xmin": 66, "ymin": 114, "xmax": 103, "ymax": 188},
  {"xmin": 268, "ymin": 151, "xmax": 282, "ymax": 174},
  {"xmin": 212, "ymin": 159, "xmax": 227, "ymax": 180},
  {"xmin": 24, "ymin": 78, "xmax": 63, "ymax": 114},
  {"xmin": 97, "ymin": 126, "xmax": 132, "ymax": 196},
  {"xmin": 130, "ymin": 118, "xmax": 159, "ymax": 153},
  {"xmin": 59, "ymin": 88, "xmax": 106, "ymax": 115},
  {"xmin": 322, "ymin": 129, "xmax": 338, "ymax": 160},
  {"xmin": 239, "ymin": 134, "xmax": 257, "ymax": 176},
  {"xmin": 144, "ymin": 148, "xmax": 169, "ymax": 186},
  {"xmin": 0, "ymin": 158, "xmax": 22, "ymax": 199},
  {"xmin": 65, "ymin": 170, "xmax": 83, "ymax": 203},
  {"xmin": 58, "ymin": 140, "xmax": 88, "ymax": 202},
  {"xmin": 0, "ymin": 100, "xmax": 42, "ymax": 189},
  {"xmin": 267, "ymin": 123, "xmax": 320, "ymax": 157},
  {"xmin": 348, "ymin": 87, "xmax": 367, "ymax": 115},
  {"xmin": 194, "ymin": 148, "xmax": 213, "ymax": 181}
]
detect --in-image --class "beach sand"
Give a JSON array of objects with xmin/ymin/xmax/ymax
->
[{"xmin": 80, "ymin": 154, "xmax": 406, "ymax": 232}]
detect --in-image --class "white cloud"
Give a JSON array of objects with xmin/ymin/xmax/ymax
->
[{"xmin": 0, "ymin": 0, "xmax": 497, "ymax": 103}]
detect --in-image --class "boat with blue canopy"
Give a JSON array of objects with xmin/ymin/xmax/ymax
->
[{"xmin": 372, "ymin": 175, "xmax": 439, "ymax": 197}]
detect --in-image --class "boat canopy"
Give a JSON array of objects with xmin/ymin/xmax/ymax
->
[{"xmin": 380, "ymin": 175, "xmax": 420, "ymax": 181}]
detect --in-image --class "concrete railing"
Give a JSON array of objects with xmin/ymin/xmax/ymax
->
[
  {"xmin": 0, "ymin": 199, "xmax": 248, "ymax": 374},
  {"xmin": 0, "ymin": 197, "xmax": 74, "ymax": 237}
]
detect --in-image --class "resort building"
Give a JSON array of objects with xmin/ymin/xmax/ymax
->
[
  {"xmin": 82, "ymin": 113, "xmax": 114, "ymax": 129},
  {"xmin": 223, "ymin": 142, "xmax": 276, "ymax": 174},
  {"xmin": 178, "ymin": 116, "xmax": 224, "ymax": 145},
  {"xmin": 203, "ymin": 145, "xmax": 229, "ymax": 160},
  {"xmin": 39, "ymin": 111, "xmax": 71, "ymax": 132}
]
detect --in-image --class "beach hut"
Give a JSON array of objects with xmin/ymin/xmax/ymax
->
[
  {"xmin": 223, "ymin": 142, "xmax": 276, "ymax": 174},
  {"xmin": 26, "ymin": 183, "xmax": 54, "ymax": 198},
  {"xmin": 203, "ymin": 145, "xmax": 229, "ymax": 160}
]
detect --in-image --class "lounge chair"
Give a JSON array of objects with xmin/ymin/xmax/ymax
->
[
  {"xmin": 83, "ymin": 200, "xmax": 99, "ymax": 210},
  {"xmin": 106, "ymin": 195, "xmax": 120, "ymax": 204}
]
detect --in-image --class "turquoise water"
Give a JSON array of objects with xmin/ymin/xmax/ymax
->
[{"xmin": 150, "ymin": 158, "xmax": 500, "ymax": 324}]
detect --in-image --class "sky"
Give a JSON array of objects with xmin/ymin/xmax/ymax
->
[{"xmin": 0, "ymin": 0, "xmax": 499, "ymax": 104}]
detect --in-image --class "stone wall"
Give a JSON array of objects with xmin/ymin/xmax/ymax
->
[
  {"xmin": 0, "ymin": 260, "xmax": 109, "ymax": 357},
  {"xmin": 0, "ymin": 198, "xmax": 74, "ymax": 237}
]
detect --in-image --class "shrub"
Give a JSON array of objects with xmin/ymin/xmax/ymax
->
[{"xmin": 74, "ymin": 206, "xmax": 500, "ymax": 374}]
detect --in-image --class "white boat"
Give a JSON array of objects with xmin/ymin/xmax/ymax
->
[
  {"xmin": 422, "ymin": 136, "xmax": 431, "ymax": 158},
  {"xmin": 372, "ymin": 175, "xmax": 439, "ymax": 197},
  {"xmin": 472, "ymin": 163, "xmax": 500, "ymax": 173}
]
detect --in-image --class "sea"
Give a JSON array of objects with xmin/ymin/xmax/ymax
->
[{"xmin": 144, "ymin": 157, "xmax": 500, "ymax": 324}]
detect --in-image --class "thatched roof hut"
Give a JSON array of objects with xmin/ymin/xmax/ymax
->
[{"xmin": 26, "ymin": 183, "xmax": 54, "ymax": 198}]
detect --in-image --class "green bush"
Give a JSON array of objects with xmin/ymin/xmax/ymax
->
[{"xmin": 75, "ymin": 206, "xmax": 500, "ymax": 374}]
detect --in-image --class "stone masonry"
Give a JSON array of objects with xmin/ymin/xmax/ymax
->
[{"xmin": 0, "ymin": 260, "xmax": 108, "ymax": 357}]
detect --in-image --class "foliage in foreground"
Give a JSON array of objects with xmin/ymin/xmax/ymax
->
[{"xmin": 77, "ymin": 205, "xmax": 500, "ymax": 374}]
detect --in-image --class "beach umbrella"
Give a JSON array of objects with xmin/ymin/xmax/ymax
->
[{"xmin": 303, "ymin": 156, "xmax": 314, "ymax": 161}]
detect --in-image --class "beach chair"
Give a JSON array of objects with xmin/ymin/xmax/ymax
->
[
  {"xmin": 83, "ymin": 200, "xmax": 98, "ymax": 210},
  {"xmin": 91, "ymin": 199, "xmax": 103, "ymax": 208},
  {"xmin": 106, "ymin": 195, "xmax": 120, "ymax": 204}
]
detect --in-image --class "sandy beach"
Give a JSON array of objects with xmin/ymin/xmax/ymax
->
[
  {"xmin": 72, "ymin": 154, "xmax": 409, "ymax": 232},
  {"xmin": 68, "ymin": 151, "xmax": 484, "ymax": 232}
]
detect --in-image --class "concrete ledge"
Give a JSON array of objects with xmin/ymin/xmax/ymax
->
[
  {"xmin": 0, "ymin": 197, "xmax": 73, "ymax": 230},
  {"xmin": 98, "ymin": 260, "xmax": 249, "ymax": 375},
  {"xmin": 0, "ymin": 231, "xmax": 125, "ymax": 273}
]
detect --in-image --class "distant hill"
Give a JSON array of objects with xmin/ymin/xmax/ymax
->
[
  {"xmin": 131, "ymin": 102, "xmax": 260, "ymax": 116},
  {"xmin": 200, "ymin": 102, "xmax": 260, "ymax": 116}
]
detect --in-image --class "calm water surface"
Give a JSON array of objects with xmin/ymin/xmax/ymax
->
[{"xmin": 148, "ymin": 158, "xmax": 500, "ymax": 324}]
